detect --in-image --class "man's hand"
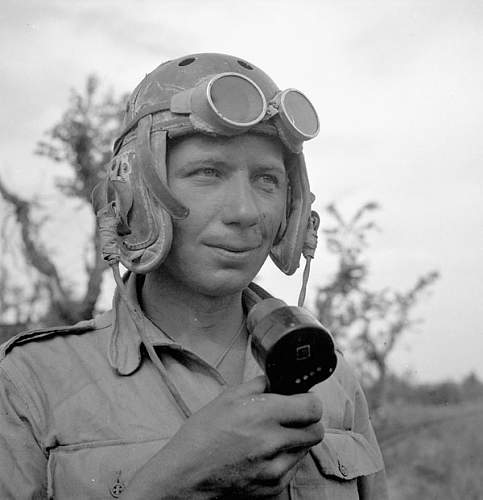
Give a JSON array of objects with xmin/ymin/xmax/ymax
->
[{"xmin": 123, "ymin": 376, "xmax": 324, "ymax": 499}]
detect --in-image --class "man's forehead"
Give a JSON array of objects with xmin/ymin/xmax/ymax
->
[{"xmin": 167, "ymin": 133, "xmax": 286, "ymax": 169}]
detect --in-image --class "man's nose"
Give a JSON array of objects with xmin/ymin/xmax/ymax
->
[{"xmin": 221, "ymin": 176, "xmax": 260, "ymax": 228}]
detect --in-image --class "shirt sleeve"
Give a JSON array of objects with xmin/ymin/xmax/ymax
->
[
  {"xmin": 0, "ymin": 367, "xmax": 47, "ymax": 499},
  {"xmin": 352, "ymin": 378, "xmax": 389, "ymax": 500}
]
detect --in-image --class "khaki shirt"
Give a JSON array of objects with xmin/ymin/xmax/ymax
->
[{"xmin": 0, "ymin": 275, "xmax": 387, "ymax": 499}]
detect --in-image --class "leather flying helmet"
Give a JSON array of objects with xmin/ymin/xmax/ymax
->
[{"xmin": 92, "ymin": 53, "xmax": 319, "ymax": 275}]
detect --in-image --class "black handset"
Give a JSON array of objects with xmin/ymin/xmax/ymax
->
[{"xmin": 247, "ymin": 297, "xmax": 337, "ymax": 395}]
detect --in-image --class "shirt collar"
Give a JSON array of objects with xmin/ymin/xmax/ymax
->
[
  {"xmin": 108, "ymin": 272, "xmax": 265, "ymax": 377},
  {"xmin": 108, "ymin": 272, "xmax": 177, "ymax": 375}
]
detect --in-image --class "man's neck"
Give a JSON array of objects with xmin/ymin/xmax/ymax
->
[{"xmin": 139, "ymin": 268, "xmax": 247, "ymax": 367}]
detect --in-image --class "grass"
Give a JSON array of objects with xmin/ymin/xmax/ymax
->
[{"xmin": 374, "ymin": 402, "xmax": 483, "ymax": 499}]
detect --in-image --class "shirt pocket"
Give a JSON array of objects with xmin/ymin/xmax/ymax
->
[
  {"xmin": 290, "ymin": 429, "xmax": 384, "ymax": 500},
  {"xmin": 47, "ymin": 437, "xmax": 168, "ymax": 499}
]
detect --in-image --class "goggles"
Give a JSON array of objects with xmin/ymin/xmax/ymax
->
[{"xmin": 114, "ymin": 72, "xmax": 319, "ymax": 154}]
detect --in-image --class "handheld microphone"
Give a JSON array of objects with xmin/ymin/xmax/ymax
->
[{"xmin": 247, "ymin": 298, "xmax": 337, "ymax": 395}]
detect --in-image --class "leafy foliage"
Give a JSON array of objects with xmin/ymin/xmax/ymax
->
[
  {"xmin": 315, "ymin": 203, "xmax": 440, "ymax": 409},
  {"xmin": 36, "ymin": 75, "xmax": 127, "ymax": 203},
  {"xmin": 0, "ymin": 75, "xmax": 127, "ymax": 327},
  {"xmin": 371, "ymin": 371, "xmax": 483, "ymax": 408}
]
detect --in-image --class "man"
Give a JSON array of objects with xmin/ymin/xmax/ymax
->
[{"xmin": 0, "ymin": 53, "xmax": 387, "ymax": 499}]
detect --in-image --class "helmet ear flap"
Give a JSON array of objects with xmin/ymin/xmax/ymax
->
[
  {"xmin": 270, "ymin": 153, "xmax": 313, "ymax": 275},
  {"xmin": 93, "ymin": 122, "xmax": 176, "ymax": 274},
  {"xmin": 91, "ymin": 157, "xmax": 134, "ymax": 238},
  {"xmin": 116, "ymin": 123, "xmax": 174, "ymax": 274}
]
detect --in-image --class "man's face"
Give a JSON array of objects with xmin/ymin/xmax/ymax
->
[{"xmin": 161, "ymin": 133, "xmax": 287, "ymax": 297}]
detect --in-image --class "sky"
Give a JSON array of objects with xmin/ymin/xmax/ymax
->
[{"xmin": 1, "ymin": 0, "xmax": 482, "ymax": 383}]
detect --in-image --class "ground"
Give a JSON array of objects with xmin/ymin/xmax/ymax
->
[{"xmin": 374, "ymin": 402, "xmax": 483, "ymax": 499}]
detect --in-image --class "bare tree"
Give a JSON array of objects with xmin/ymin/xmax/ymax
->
[
  {"xmin": 0, "ymin": 197, "xmax": 50, "ymax": 327},
  {"xmin": 316, "ymin": 202, "xmax": 439, "ymax": 410},
  {"xmin": 0, "ymin": 75, "xmax": 127, "ymax": 328}
]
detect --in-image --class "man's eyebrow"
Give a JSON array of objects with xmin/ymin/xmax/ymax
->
[
  {"xmin": 174, "ymin": 158, "xmax": 228, "ymax": 171},
  {"xmin": 254, "ymin": 163, "xmax": 286, "ymax": 174},
  {"xmin": 174, "ymin": 158, "xmax": 286, "ymax": 174}
]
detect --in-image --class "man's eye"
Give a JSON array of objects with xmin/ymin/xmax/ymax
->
[
  {"xmin": 257, "ymin": 174, "xmax": 280, "ymax": 187},
  {"xmin": 193, "ymin": 167, "xmax": 220, "ymax": 178}
]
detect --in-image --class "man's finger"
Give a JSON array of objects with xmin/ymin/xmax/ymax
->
[{"xmin": 274, "ymin": 393, "xmax": 323, "ymax": 427}]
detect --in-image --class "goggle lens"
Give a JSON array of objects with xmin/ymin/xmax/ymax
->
[
  {"xmin": 209, "ymin": 74, "xmax": 266, "ymax": 126},
  {"xmin": 281, "ymin": 90, "xmax": 319, "ymax": 138}
]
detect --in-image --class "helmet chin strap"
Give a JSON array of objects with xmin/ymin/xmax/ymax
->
[
  {"xmin": 297, "ymin": 210, "xmax": 320, "ymax": 307},
  {"xmin": 95, "ymin": 201, "xmax": 192, "ymax": 418}
]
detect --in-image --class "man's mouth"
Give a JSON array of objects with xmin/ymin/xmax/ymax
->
[
  {"xmin": 207, "ymin": 244, "xmax": 260, "ymax": 253},
  {"xmin": 204, "ymin": 238, "xmax": 262, "ymax": 254}
]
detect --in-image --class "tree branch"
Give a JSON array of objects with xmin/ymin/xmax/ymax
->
[
  {"xmin": 79, "ymin": 229, "xmax": 107, "ymax": 318},
  {"xmin": 0, "ymin": 177, "xmax": 67, "ymax": 304}
]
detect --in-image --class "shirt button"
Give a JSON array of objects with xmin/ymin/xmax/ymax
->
[{"xmin": 110, "ymin": 471, "xmax": 125, "ymax": 498}]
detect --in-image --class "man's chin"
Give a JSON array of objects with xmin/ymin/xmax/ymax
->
[{"xmin": 192, "ymin": 270, "xmax": 256, "ymax": 298}]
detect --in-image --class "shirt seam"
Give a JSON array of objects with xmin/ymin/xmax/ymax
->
[
  {"xmin": 49, "ymin": 436, "xmax": 170, "ymax": 453},
  {"xmin": 0, "ymin": 365, "xmax": 48, "ymax": 458}
]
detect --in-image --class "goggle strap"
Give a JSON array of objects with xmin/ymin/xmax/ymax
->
[
  {"xmin": 136, "ymin": 117, "xmax": 189, "ymax": 220},
  {"xmin": 273, "ymin": 119, "xmax": 304, "ymax": 154}
]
